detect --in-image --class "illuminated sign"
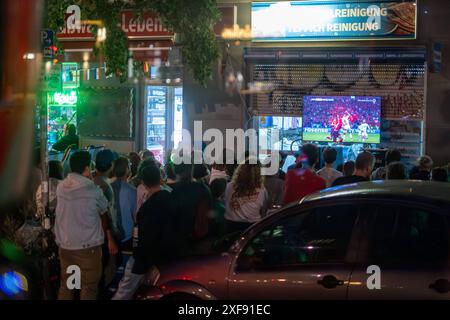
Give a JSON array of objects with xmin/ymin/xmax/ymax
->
[
  {"xmin": 58, "ymin": 8, "xmax": 234, "ymax": 40},
  {"xmin": 50, "ymin": 91, "xmax": 78, "ymax": 105},
  {"xmin": 57, "ymin": 10, "xmax": 173, "ymax": 40},
  {"xmin": 222, "ymin": 24, "xmax": 252, "ymax": 40},
  {"xmin": 251, "ymin": 1, "xmax": 417, "ymax": 41}
]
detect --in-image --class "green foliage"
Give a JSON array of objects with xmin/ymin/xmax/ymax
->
[
  {"xmin": 44, "ymin": 0, "xmax": 220, "ymax": 85},
  {"xmin": 136, "ymin": 0, "xmax": 221, "ymax": 85}
]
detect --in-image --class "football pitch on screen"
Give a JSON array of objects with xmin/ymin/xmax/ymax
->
[{"xmin": 302, "ymin": 132, "xmax": 380, "ymax": 144}]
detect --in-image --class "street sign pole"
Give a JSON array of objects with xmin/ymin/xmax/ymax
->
[
  {"xmin": 39, "ymin": 30, "xmax": 55, "ymax": 232},
  {"xmin": 39, "ymin": 24, "xmax": 58, "ymax": 300}
]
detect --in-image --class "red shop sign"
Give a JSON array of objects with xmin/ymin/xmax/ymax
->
[
  {"xmin": 57, "ymin": 10, "xmax": 173, "ymax": 40},
  {"xmin": 57, "ymin": 7, "xmax": 234, "ymax": 41}
]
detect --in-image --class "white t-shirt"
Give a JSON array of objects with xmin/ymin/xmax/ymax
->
[
  {"xmin": 224, "ymin": 182, "xmax": 268, "ymax": 223},
  {"xmin": 317, "ymin": 167, "xmax": 343, "ymax": 188}
]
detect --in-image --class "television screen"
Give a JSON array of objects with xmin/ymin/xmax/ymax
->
[
  {"xmin": 259, "ymin": 116, "xmax": 302, "ymax": 151},
  {"xmin": 302, "ymin": 96, "xmax": 381, "ymax": 144}
]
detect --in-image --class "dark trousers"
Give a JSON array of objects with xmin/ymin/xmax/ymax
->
[{"xmin": 98, "ymin": 238, "xmax": 133, "ymax": 299}]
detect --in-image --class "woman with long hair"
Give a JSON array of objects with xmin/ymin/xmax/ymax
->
[{"xmin": 224, "ymin": 160, "xmax": 269, "ymax": 233}]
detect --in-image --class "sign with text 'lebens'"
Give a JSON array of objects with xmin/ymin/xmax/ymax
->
[
  {"xmin": 57, "ymin": 7, "xmax": 235, "ymax": 40},
  {"xmin": 251, "ymin": 1, "xmax": 417, "ymax": 41},
  {"xmin": 57, "ymin": 10, "xmax": 172, "ymax": 40}
]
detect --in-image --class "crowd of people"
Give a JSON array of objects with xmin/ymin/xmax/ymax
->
[{"xmin": 30, "ymin": 143, "xmax": 450, "ymax": 300}]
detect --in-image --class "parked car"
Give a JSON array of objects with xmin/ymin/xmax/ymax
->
[{"xmin": 135, "ymin": 180, "xmax": 450, "ymax": 300}]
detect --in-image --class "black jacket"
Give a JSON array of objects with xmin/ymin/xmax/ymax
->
[
  {"xmin": 52, "ymin": 134, "xmax": 79, "ymax": 152},
  {"xmin": 132, "ymin": 190, "xmax": 175, "ymax": 274},
  {"xmin": 331, "ymin": 175, "xmax": 368, "ymax": 187}
]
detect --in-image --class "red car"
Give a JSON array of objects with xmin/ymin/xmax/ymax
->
[{"xmin": 136, "ymin": 180, "xmax": 450, "ymax": 300}]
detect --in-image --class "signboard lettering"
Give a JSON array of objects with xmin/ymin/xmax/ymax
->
[{"xmin": 57, "ymin": 10, "xmax": 172, "ymax": 40}]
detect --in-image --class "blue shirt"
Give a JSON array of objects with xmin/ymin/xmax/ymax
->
[{"xmin": 111, "ymin": 179, "xmax": 137, "ymax": 242}]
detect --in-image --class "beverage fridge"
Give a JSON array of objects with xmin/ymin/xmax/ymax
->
[{"xmin": 145, "ymin": 86, "xmax": 183, "ymax": 164}]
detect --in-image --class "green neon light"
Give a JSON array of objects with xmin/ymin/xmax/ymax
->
[{"xmin": 51, "ymin": 91, "xmax": 77, "ymax": 105}]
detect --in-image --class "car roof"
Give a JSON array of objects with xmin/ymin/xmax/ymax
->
[{"xmin": 302, "ymin": 180, "xmax": 450, "ymax": 204}]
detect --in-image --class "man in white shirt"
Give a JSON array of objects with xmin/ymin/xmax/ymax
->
[
  {"xmin": 317, "ymin": 147, "xmax": 343, "ymax": 188},
  {"xmin": 55, "ymin": 150, "xmax": 117, "ymax": 300}
]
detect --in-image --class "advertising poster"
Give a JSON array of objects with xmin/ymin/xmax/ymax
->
[{"xmin": 252, "ymin": 1, "xmax": 417, "ymax": 41}]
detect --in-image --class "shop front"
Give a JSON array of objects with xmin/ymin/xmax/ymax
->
[
  {"xmin": 53, "ymin": 10, "xmax": 176, "ymax": 156},
  {"xmin": 50, "ymin": 6, "xmax": 235, "ymax": 161},
  {"xmin": 241, "ymin": 0, "xmax": 424, "ymax": 169}
]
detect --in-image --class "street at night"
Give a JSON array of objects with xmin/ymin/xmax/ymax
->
[{"xmin": 1, "ymin": 0, "xmax": 450, "ymax": 315}]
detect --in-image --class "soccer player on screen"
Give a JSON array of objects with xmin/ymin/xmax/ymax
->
[
  {"xmin": 358, "ymin": 120, "xmax": 370, "ymax": 143},
  {"xmin": 327, "ymin": 116, "xmax": 343, "ymax": 143},
  {"xmin": 341, "ymin": 112, "xmax": 353, "ymax": 141}
]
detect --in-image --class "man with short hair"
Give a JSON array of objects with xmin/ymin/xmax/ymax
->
[
  {"xmin": 93, "ymin": 149, "xmax": 116, "ymax": 205},
  {"xmin": 283, "ymin": 144, "xmax": 326, "ymax": 204},
  {"xmin": 317, "ymin": 147, "xmax": 343, "ymax": 188},
  {"xmin": 111, "ymin": 157, "xmax": 137, "ymax": 251},
  {"xmin": 371, "ymin": 149, "xmax": 401, "ymax": 180},
  {"xmin": 92, "ymin": 149, "xmax": 119, "ymax": 297},
  {"xmin": 55, "ymin": 150, "xmax": 117, "ymax": 300},
  {"xmin": 332, "ymin": 151, "xmax": 375, "ymax": 187}
]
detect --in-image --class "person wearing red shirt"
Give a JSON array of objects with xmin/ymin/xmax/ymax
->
[
  {"xmin": 328, "ymin": 116, "xmax": 343, "ymax": 143},
  {"xmin": 283, "ymin": 144, "xmax": 326, "ymax": 204}
]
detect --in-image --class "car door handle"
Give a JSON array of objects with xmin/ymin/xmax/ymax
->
[
  {"xmin": 429, "ymin": 279, "xmax": 450, "ymax": 294},
  {"xmin": 317, "ymin": 275, "xmax": 344, "ymax": 289}
]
